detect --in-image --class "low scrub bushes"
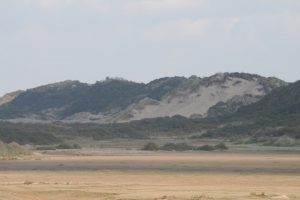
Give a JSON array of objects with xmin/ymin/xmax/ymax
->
[
  {"xmin": 160, "ymin": 143, "xmax": 194, "ymax": 151},
  {"xmin": 35, "ymin": 146, "xmax": 57, "ymax": 150},
  {"xmin": 36, "ymin": 143, "xmax": 81, "ymax": 150},
  {"xmin": 142, "ymin": 142, "xmax": 228, "ymax": 151},
  {"xmin": 214, "ymin": 142, "xmax": 229, "ymax": 150},
  {"xmin": 264, "ymin": 136, "xmax": 300, "ymax": 147},
  {"xmin": 0, "ymin": 140, "xmax": 31, "ymax": 159},
  {"xmin": 142, "ymin": 142, "xmax": 159, "ymax": 151},
  {"xmin": 56, "ymin": 143, "xmax": 81, "ymax": 149},
  {"xmin": 196, "ymin": 144, "xmax": 215, "ymax": 151}
]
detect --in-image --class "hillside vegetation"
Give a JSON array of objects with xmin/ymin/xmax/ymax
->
[
  {"xmin": 0, "ymin": 73, "xmax": 286, "ymax": 123},
  {"xmin": 0, "ymin": 116, "xmax": 215, "ymax": 145},
  {"xmin": 0, "ymin": 74, "xmax": 298, "ymax": 146},
  {"xmin": 201, "ymin": 81, "xmax": 300, "ymax": 145}
]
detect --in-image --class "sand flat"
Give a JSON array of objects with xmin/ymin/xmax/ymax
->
[
  {"xmin": 0, "ymin": 151, "xmax": 299, "ymax": 200},
  {"xmin": 0, "ymin": 152, "xmax": 299, "ymax": 173}
]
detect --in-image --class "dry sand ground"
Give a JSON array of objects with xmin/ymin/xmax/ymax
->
[{"xmin": 0, "ymin": 151, "xmax": 299, "ymax": 200}]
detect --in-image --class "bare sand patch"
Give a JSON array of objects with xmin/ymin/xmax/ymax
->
[{"xmin": 0, "ymin": 152, "xmax": 299, "ymax": 200}]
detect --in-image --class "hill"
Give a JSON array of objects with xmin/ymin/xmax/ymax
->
[
  {"xmin": 0, "ymin": 73, "xmax": 286, "ymax": 123},
  {"xmin": 1, "ymin": 77, "xmax": 299, "ymax": 146},
  {"xmin": 234, "ymin": 80, "xmax": 300, "ymax": 120},
  {"xmin": 1, "ymin": 74, "xmax": 299, "ymax": 146},
  {"xmin": 0, "ymin": 90, "xmax": 23, "ymax": 106},
  {"xmin": 201, "ymin": 81, "xmax": 300, "ymax": 145}
]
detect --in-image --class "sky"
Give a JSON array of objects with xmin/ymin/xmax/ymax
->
[{"xmin": 0, "ymin": 0, "xmax": 300, "ymax": 95}]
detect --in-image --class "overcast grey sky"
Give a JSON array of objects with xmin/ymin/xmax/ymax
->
[{"xmin": 0, "ymin": 0, "xmax": 300, "ymax": 95}]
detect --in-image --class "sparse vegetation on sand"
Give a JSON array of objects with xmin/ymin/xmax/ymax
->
[
  {"xmin": 142, "ymin": 142, "xmax": 228, "ymax": 151},
  {"xmin": 0, "ymin": 140, "xmax": 31, "ymax": 159},
  {"xmin": 35, "ymin": 143, "xmax": 81, "ymax": 151},
  {"xmin": 0, "ymin": 158, "xmax": 299, "ymax": 200},
  {"xmin": 142, "ymin": 142, "xmax": 160, "ymax": 151},
  {"xmin": 56, "ymin": 143, "xmax": 81, "ymax": 150}
]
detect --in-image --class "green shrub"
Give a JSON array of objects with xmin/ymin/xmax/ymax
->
[
  {"xmin": 56, "ymin": 143, "xmax": 81, "ymax": 149},
  {"xmin": 36, "ymin": 146, "xmax": 56, "ymax": 150},
  {"xmin": 160, "ymin": 143, "xmax": 194, "ymax": 151},
  {"xmin": 196, "ymin": 144, "xmax": 215, "ymax": 151},
  {"xmin": 264, "ymin": 136, "xmax": 299, "ymax": 147},
  {"xmin": 141, "ymin": 142, "xmax": 229, "ymax": 152},
  {"xmin": 142, "ymin": 142, "xmax": 159, "ymax": 151},
  {"xmin": 214, "ymin": 143, "xmax": 228, "ymax": 150},
  {"xmin": 72, "ymin": 143, "xmax": 81, "ymax": 149}
]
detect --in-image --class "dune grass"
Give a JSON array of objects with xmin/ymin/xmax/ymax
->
[{"xmin": 0, "ymin": 140, "xmax": 31, "ymax": 159}]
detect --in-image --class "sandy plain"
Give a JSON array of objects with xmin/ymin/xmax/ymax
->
[{"xmin": 0, "ymin": 151, "xmax": 299, "ymax": 200}]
